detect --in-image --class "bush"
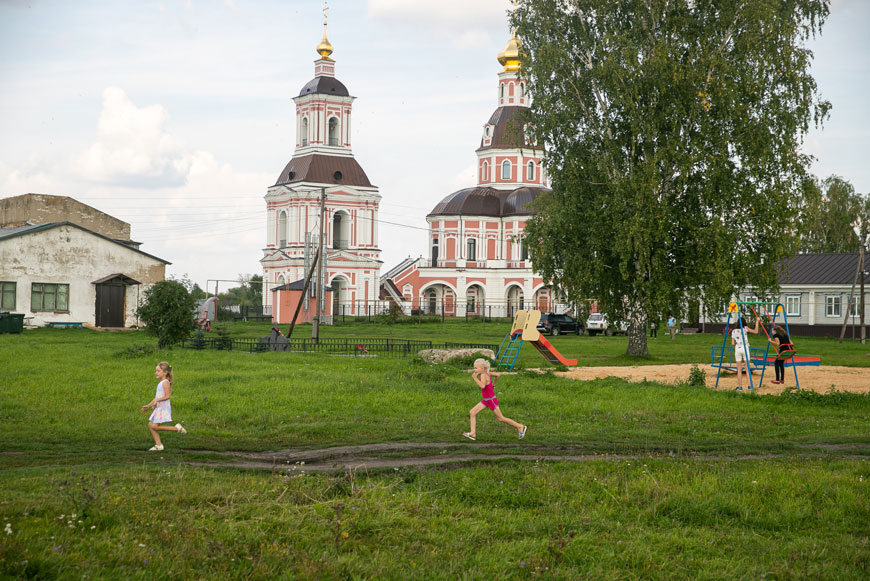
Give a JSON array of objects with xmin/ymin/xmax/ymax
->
[
  {"xmin": 189, "ymin": 329, "xmax": 206, "ymax": 350},
  {"xmin": 135, "ymin": 280, "xmax": 197, "ymax": 348},
  {"xmin": 687, "ymin": 364, "xmax": 707, "ymax": 387},
  {"xmin": 214, "ymin": 325, "xmax": 233, "ymax": 350}
]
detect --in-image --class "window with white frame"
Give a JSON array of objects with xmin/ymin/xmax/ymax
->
[
  {"xmin": 825, "ymin": 295, "xmax": 841, "ymax": 317},
  {"xmin": 278, "ymin": 210, "xmax": 287, "ymax": 248},
  {"xmin": 501, "ymin": 160, "xmax": 512, "ymax": 180},
  {"xmin": 31, "ymin": 283, "xmax": 69, "ymax": 311},
  {"xmin": 466, "ymin": 238, "xmax": 476, "ymax": 261},
  {"xmin": 785, "ymin": 294, "xmax": 801, "ymax": 317},
  {"xmin": 744, "ymin": 294, "xmax": 758, "ymax": 305},
  {"xmin": 328, "ymin": 117, "xmax": 339, "ymax": 146},
  {"xmin": 849, "ymin": 295, "xmax": 860, "ymax": 316},
  {"xmin": 301, "ymin": 117, "xmax": 309, "ymax": 146},
  {"xmin": 526, "ymin": 161, "xmax": 535, "ymax": 181},
  {"xmin": 1, "ymin": 281, "xmax": 16, "ymax": 310}
]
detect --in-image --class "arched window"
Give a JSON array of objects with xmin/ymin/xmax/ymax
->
[
  {"xmin": 526, "ymin": 161, "xmax": 535, "ymax": 181},
  {"xmin": 278, "ymin": 210, "xmax": 287, "ymax": 248},
  {"xmin": 431, "ymin": 238, "xmax": 439, "ymax": 266},
  {"xmin": 519, "ymin": 82, "xmax": 525, "ymax": 99},
  {"xmin": 481, "ymin": 161, "xmax": 489, "ymax": 182},
  {"xmin": 500, "ymin": 84, "xmax": 504, "ymax": 99},
  {"xmin": 466, "ymin": 238, "xmax": 477, "ymax": 261},
  {"xmin": 301, "ymin": 117, "xmax": 309, "ymax": 146},
  {"xmin": 328, "ymin": 117, "xmax": 339, "ymax": 146},
  {"xmin": 501, "ymin": 160, "xmax": 512, "ymax": 180}
]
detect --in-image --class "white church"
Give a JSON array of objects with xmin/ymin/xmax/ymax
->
[{"xmin": 260, "ymin": 16, "xmax": 382, "ymax": 319}]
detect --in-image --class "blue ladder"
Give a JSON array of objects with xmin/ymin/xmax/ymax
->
[{"xmin": 496, "ymin": 332, "xmax": 523, "ymax": 371}]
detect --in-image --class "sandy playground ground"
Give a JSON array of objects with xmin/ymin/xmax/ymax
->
[{"xmin": 557, "ymin": 364, "xmax": 870, "ymax": 395}]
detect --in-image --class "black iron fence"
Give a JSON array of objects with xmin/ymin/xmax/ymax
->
[{"xmin": 182, "ymin": 336, "xmax": 498, "ymax": 357}]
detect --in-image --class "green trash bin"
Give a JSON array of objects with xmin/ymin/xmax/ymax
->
[{"xmin": 0, "ymin": 313, "xmax": 24, "ymax": 334}]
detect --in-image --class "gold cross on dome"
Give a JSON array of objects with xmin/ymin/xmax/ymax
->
[{"xmin": 323, "ymin": 1, "xmax": 328, "ymax": 25}]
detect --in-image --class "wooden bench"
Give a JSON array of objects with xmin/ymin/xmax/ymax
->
[{"xmin": 49, "ymin": 322, "xmax": 83, "ymax": 328}]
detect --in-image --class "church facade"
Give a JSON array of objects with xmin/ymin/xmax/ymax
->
[
  {"xmin": 261, "ymin": 18, "xmax": 382, "ymax": 319},
  {"xmin": 381, "ymin": 32, "xmax": 569, "ymax": 318}
]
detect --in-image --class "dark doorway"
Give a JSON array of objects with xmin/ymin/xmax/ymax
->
[{"xmin": 96, "ymin": 284, "xmax": 125, "ymax": 327}]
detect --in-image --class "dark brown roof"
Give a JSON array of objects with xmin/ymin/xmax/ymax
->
[
  {"xmin": 477, "ymin": 106, "xmax": 532, "ymax": 151},
  {"xmin": 428, "ymin": 186, "xmax": 548, "ymax": 218},
  {"xmin": 298, "ymin": 76, "xmax": 349, "ymax": 97},
  {"xmin": 778, "ymin": 253, "xmax": 868, "ymax": 285},
  {"xmin": 275, "ymin": 154, "xmax": 373, "ymax": 187}
]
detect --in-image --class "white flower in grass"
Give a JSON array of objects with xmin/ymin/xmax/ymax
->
[{"xmin": 4, "ymin": 523, "xmax": 11, "ymax": 535}]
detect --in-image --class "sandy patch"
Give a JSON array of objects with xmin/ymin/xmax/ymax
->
[{"xmin": 557, "ymin": 364, "xmax": 870, "ymax": 395}]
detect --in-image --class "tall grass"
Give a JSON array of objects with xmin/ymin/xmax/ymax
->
[{"xmin": 1, "ymin": 327, "xmax": 868, "ymax": 577}]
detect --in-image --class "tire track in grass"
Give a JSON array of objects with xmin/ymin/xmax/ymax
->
[{"xmin": 186, "ymin": 441, "xmax": 870, "ymax": 473}]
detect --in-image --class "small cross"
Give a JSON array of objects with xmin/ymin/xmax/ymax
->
[{"xmin": 323, "ymin": 1, "xmax": 329, "ymax": 24}]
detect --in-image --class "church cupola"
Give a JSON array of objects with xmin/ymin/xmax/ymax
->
[{"xmin": 293, "ymin": 2, "xmax": 355, "ymax": 155}]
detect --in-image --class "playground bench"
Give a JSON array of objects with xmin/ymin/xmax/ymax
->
[{"xmin": 49, "ymin": 322, "xmax": 83, "ymax": 328}]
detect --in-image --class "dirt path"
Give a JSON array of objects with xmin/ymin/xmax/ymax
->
[
  {"xmin": 558, "ymin": 364, "xmax": 870, "ymax": 395},
  {"xmin": 189, "ymin": 441, "xmax": 870, "ymax": 473}
]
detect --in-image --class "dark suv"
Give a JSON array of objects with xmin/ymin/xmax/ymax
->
[{"xmin": 536, "ymin": 313, "xmax": 583, "ymax": 336}]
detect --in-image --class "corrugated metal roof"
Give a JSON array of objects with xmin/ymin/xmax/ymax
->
[{"xmin": 778, "ymin": 253, "xmax": 867, "ymax": 285}]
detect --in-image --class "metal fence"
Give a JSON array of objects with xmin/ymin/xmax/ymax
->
[{"xmin": 182, "ymin": 336, "xmax": 498, "ymax": 357}]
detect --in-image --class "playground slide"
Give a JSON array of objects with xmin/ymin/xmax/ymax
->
[{"xmin": 530, "ymin": 335, "xmax": 578, "ymax": 366}]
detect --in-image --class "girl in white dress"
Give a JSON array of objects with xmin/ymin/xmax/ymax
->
[{"xmin": 141, "ymin": 361, "xmax": 187, "ymax": 451}]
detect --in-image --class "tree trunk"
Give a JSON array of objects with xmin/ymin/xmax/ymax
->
[{"xmin": 626, "ymin": 305, "xmax": 649, "ymax": 357}]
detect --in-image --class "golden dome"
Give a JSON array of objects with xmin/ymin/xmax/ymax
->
[
  {"xmin": 316, "ymin": 3, "xmax": 333, "ymax": 60},
  {"xmin": 316, "ymin": 27, "xmax": 333, "ymax": 60},
  {"xmin": 497, "ymin": 33, "xmax": 522, "ymax": 72}
]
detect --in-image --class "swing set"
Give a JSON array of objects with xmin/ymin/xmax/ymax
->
[{"xmin": 711, "ymin": 301, "xmax": 820, "ymax": 390}]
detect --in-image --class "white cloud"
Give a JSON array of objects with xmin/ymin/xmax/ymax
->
[
  {"xmin": 72, "ymin": 87, "xmax": 204, "ymax": 187},
  {"xmin": 367, "ymin": 0, "xmax": 511, "ymax": 49},
  {"xmin": 0, "ymin": 157, "xmax": 60, "ymax": 196}
]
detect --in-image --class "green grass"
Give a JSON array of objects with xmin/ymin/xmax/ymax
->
[{"xmin": 1, "ymin": 325, "xmax": 869, "ymax": 578}]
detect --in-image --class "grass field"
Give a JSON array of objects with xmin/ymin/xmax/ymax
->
[{"xmin": 1, "ymin": 323, "xmax": 868, "ymax": 578}]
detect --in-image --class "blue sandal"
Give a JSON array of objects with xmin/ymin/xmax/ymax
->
[{"xmin": 518, "ymin": 425, "xmax": 527, "ymax": 439}]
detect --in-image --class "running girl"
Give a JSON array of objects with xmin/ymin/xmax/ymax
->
[
  {"xmin": 141, "ymin": 361, "xmax": 187, "ymax": 451},
  {"xmin": 463, "ymin": 358, "xmax": 526, "ymax": 441}
]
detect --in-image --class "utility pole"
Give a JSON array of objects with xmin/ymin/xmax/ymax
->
[
  {"xmin": 861, "ymin": 243, "xmax": 866, "ymax": 344},
  {"xmin": 312, "ymin": 187, "xmax": 326, "ymax": 343}
]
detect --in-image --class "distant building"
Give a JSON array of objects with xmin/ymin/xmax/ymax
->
[
  {"xmin": 699, "ymin": 253, "xmax": 870, "ymax": 337},
  {"xmin": 0, "ymin": 194, "xmax": 168, "ymax": 327},
  {"xmin": 261, "ymin": 16, "xmax": 382, "ymax": 322},
  {"xmin": 381, "ymin": 31, "xmax": 570, "ymax": 318}
]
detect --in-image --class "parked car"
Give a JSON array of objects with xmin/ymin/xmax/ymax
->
[
  {"xmin": 537, "ymin": 313, "xmax": 583, "ymax": 336},
  {"xmin": 585, "ymin": 313, "xmax": 628, "ymax": 336}
]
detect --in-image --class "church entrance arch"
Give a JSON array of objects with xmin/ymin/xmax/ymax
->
[
  {"xmin": 421, "ymin": 283, "xmax": 456, "ymax": 316},
  {"xmin": 465, "ymin": 284, "xmax": 484, "ymax": 317},
  {"xmin": 329, "ymin": 275, "xmax": 350, "ymax": 316},
  {"xmin": 506, "ymin": 285, "xmax": 524, "ymax": 319}
]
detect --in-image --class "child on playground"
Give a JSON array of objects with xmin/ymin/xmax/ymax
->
[
  {"xmin": 770, "ymin": 324, "xmax": 793, "ymax": 385},
  {"xmin": 463, "ymin": 358, "xmax": 526, "ymax": 441},
  {"xmin": 731, "ymin": 317, "xmax": 760, "ymax": 390},
  {"xmin": 141, "ymin": 361, "xmax": 187, "ymax": 451}
]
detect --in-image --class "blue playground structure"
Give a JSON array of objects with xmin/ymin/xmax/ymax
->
[{"xmin": 712, "ymin": 301, "xmax": 819, "ymax": 390}]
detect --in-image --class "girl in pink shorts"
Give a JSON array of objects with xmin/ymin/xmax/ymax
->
[{"xmin": 463, "ymin": 358, "xmax": 526, "ymax": 441}]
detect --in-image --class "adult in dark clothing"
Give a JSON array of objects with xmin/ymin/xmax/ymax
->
[{"xmin": 770, "ymin": 325, "xmax": 793, "ymax": 385}]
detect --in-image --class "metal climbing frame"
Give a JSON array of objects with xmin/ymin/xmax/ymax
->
[{"xmin": 713, "ymin": 301, "xmax": 801, "ymax": 390}]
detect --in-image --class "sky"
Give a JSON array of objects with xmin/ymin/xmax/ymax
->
[{"xmin": 1, "ymin": 0, "xmax": 868, "ymax": 291}]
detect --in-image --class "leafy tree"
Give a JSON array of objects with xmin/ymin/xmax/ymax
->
[
  {"xmin": 135, "ymin": 280, "xmax": 197, "ymax": 348},
  {"xmin": 514, "ymin": 0, "xmax": 830, "ymax": 356},
  {"xmin": 798, "ymin": 175, "xmax": 865, "ymax": 253}
]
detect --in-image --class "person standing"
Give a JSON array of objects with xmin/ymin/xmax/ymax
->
[
  {"xmin": 650, "ymin": 319, "xmax": 657, "ymax": 338},
  {"xmin": 770, "ymin": 324, "xmax": 793, "ymax": 385},
  {"xmin": 731, "ymin": 318, "xmax": 760, "ymax": 390},
  {"xmin": 667, "ymin": 314, "xmax": 677, "ymax": 340}
]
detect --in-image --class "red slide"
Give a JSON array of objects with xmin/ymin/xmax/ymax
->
[{"xmin": 530, "ymin": 335, "xmax": 578, "ymax": 366}]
